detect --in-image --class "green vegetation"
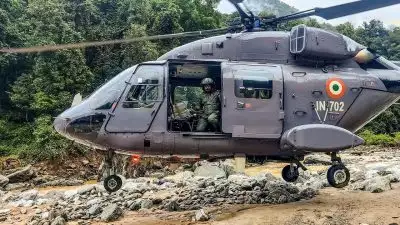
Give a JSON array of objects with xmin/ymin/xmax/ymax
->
[
  {"xmin": 359, "ymin": 130, "xmax": 400, "ymax": 146},
  {"xmin": 0, "ymin": 0, "xmax": 400, "ymax": 160}
]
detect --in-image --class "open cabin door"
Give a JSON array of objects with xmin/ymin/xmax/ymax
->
[
  {"xmin": 221, "ymin": 63, "xmax": 284, "ymax": 138},
  {"xmin": 105, "ymin": 64, "xmax": 165, "ymax": 133}
]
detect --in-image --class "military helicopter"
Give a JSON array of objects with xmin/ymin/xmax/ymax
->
[{"xmin": 3, "ymin": 0, "xmax": 400, "ymax": 192}]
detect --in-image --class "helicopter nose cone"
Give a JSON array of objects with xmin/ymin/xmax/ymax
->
[{"xmin": 53, "ymin": 101, "xmax": 107, "ymax": 147}]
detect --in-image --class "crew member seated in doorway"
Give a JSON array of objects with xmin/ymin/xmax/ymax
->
[{"xmin": 196, "ymin": 78, "xmax": 221, "ymax": 132}]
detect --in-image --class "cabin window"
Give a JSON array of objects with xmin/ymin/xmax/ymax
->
[
  {"xmin": 234, "ymin": 70, "xmax": 273, "ymax": 99},
  {"xmin": 122, "ymin": 65, "xmax": 163, "ymax": 109}
]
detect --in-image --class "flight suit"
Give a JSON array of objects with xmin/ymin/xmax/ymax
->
[{"xmin": 196, "ymin": 90, "xmax": 221, "ymax": 132}]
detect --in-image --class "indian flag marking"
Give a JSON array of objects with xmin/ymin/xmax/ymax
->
[{"xmin": 326, "ymin": 78, "xmax": 346, "ymax": 100}]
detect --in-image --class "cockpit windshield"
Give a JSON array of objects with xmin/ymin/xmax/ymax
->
[{"xmin": 86, "ymin": 65, "xmax": 137, "ymax": 110}]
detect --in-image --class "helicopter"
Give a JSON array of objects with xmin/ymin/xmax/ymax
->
[{"xmin": 3, "ymin": 0, "xmax": 400, "ymax": 192}]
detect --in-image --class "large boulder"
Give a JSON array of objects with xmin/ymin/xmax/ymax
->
[
  {"xmin": 220, "ymin": 159, "xmax": 236, "ymax": 176},
  {"xmin": 194, "ymin": 165, "xmax": 226, "ymax": 179},
  {"xmin": 100, "ymin": 204, "xmax": 123, "ymax": 222},
  {"xmin": 0, "ymin": 175, "xmax": 9, "ymax": 188},
  {"xmin": 364, "ymin": 176, "xmax": 391, "ymax": 193},
  {"xmin": 6, "ymin": 165, "xmax": 35, "ymax": 183},
  {"xmin": 164, "ymin": 171, "xmax": 194, "ymax": 183}
]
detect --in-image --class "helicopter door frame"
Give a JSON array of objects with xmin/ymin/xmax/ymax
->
[
  {"xmin": 221, "ymin": 62, "xmax": 284, "ymax": 138},
  {"xmin": 104, "ymin": 62, "xmax": 167, "ymax": 133}
]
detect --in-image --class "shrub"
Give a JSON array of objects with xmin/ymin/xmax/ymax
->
[{"xmin": 359, "ymin": 130, "xmax": 399, "ymax": 146}]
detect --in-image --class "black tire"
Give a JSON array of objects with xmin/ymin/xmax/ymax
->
[
  {"xmin": 327, "ymin": 164, "xmax": 350, "ymax": 188},
  {"xmin": 282, "ymin": 165, "xmax": 299, "ymax": 182},
  {"xmin": 104, "ymin": 175, "xmax": 123, "ymax": 192}
]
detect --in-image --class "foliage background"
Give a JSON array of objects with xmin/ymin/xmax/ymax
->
[{"xmin": 0, "ymin": 0, "xmax": 399, "ymax": 160}]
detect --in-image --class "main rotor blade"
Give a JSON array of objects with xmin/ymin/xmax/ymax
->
[
  {"xmin": 273, "ymin": 0, "xmax": 400, "ymax": 23},
  {"xmin": 227, "ymin": 0, "xmax": 251, "ymax": 20},
  {"xmin": 0, "ymin": 28, "xmax": 228, "ymax": 54}
]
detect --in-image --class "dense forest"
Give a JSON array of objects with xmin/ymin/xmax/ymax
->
[{"xmin": 0, "ymin": 0, "xmax": 400, "ymax": 160}]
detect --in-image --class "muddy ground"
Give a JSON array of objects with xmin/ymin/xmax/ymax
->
[{"xmin": 109, "ymin": 185, "xmax": 400, "ymax": 225}]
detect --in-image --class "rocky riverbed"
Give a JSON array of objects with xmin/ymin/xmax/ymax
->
[{"xmin": 0, "ymin": 146, "xmax": 399, "ymax": 225}]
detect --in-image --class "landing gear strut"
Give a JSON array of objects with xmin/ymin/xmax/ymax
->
[
  {"xmin": 281, "ymin": 159, "xmax": 306, "ymax": 182},
  {"xmin": 103, "ymin": 150, "xmax": 123, "ymax": 192},
  {"xmin": 327, "ymin": 152, "xmax": 350, "ymax": 188}
]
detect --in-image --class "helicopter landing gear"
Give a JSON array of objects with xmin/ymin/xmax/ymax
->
[
  {"xmin": 282, "ymin": 160, "xmax": 306, "ymax": 182},
  {"xmin": 102, "ymin": 150, "xmax": 123, "ymax": 193},
  {"xmin": 327, "ymin": 152, "xmax": 350, "ymax": 188}
]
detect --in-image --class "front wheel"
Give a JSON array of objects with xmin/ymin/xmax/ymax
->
[
  {"xmin": 327, "ymin": 164, "xmax": 350, "ymax": 188},
  {"xmin": 282, "ymin": 165, "xmax": 299, "ymax": 182},
  {"xmin": 104, "ymin": 175, "xmax": 123, "ymax": 192}
]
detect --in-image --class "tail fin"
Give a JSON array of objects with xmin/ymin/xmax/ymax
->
[{"xmin": 71, "ymin": 93, "xmax": 82, "ymax": 107}]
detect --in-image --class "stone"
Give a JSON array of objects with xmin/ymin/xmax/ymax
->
[
  {"xmin": 164, "ymin": 200, "xmax": 180, "ymax": 212},
  {"xmin": 51, "ymin": 216, "xmax": 66, "ymax": 225},
  {"xmin": 141, "ymin": 199, "xmax": 153, "ymax": 209},
  {"xmin": 194, "ymin": 165, "xmax": 226, "ymax": 179},
  {"xmin": 41, "ymin": 211, "xmax": 52, "ymax": 220},
  {"xmin": 122, "ymin": 182, "xmax": 150, "ymax": 193},
  {"xmin": 39, "ymin": 179, "xmax": 84, "ymax": 187},
  {"xmin": 129, "ymin": 199, "xmax": 143, "ymax": 211},
  {"xmin": 303, "ymin": 154, "xmax": 331, "ymax": 165},
  {"xmin": 20, "ymin": 189, "xmax": 39, "ymax": 200},
  {"xmin": 228, "ymin": 174, "xmax": 251, "ymax": 185},
  {"xmin": 6, "ymin": 165, "xmax": 35, "ymax": 183},
  {"xmin": 164, "ymin": 171, "xmax": 194, "ymax": 183},
  {"xmin": 152, "ymin": 161, "xmax": 163, "ymax": 169},
  {"xmin": 364, "ymin": 176, "xmax": 391, "ymax": 193},
  {"xmin": 0, "ymin": 209, "xmax": 10, "ymax": 217},
  {"xmin": 64, "ymin": 190, "xmax": 78, "ymax": 199},
  {"xmin": 37, "ymin": 198, "xmax": 49, "ymax": 205},
  {"xmin": 300, "ymin": 188, "xmax": 318, "ymax": 199},
  {"xmin": 100, "ymin": 204, "xmax": 123, "ymax": 222},
  {"xmin": 195, "ymin": 209, "xmax": 209, "ymax": 221},
  {"xmin": 0, "ymin": 175, "xmax": 9, "ymax": 188},
  {"xmin": 77, "ymin": 185, "xmax": 95, "ymax": 195},
  {"xmin": 43, "ymin": 191, "xmax": 64, "ymax": 200},
  {"xmin": 87, "ymin": 204, "xmax": 101, "ymax": 216},
  {"xmin": 86, "ymin": 198, "xmax": 101, "ymax": 206},
  {"xmin": 4, "ymin": 183, "xmax": 30, "ymax": 191}
]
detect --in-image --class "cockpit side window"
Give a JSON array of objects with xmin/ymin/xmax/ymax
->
[
  {"xmin": 122, "ymin": 65, "xmax": 163, "ymax": 109},
  {"xmin": 86, "ymin": 66, "xmax": 137, "ymax": 110}
]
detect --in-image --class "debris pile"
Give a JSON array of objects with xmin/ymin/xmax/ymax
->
[{"xmin": 0, "ymin": 167, "xmax": 316, "ymax": 224}]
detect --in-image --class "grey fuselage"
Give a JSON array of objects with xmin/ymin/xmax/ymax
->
[{"xmin": 54, "ymin": 27, "xmax": 400, "ymax": 159}]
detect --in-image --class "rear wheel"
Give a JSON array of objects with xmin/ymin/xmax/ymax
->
[
  {"xmin": 327, "ymin": 164, "xmax": 350, "ymax": 188},
  {"xmin": 282, "ymin": 165, "xmax": 299, "ymax": 182}
]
